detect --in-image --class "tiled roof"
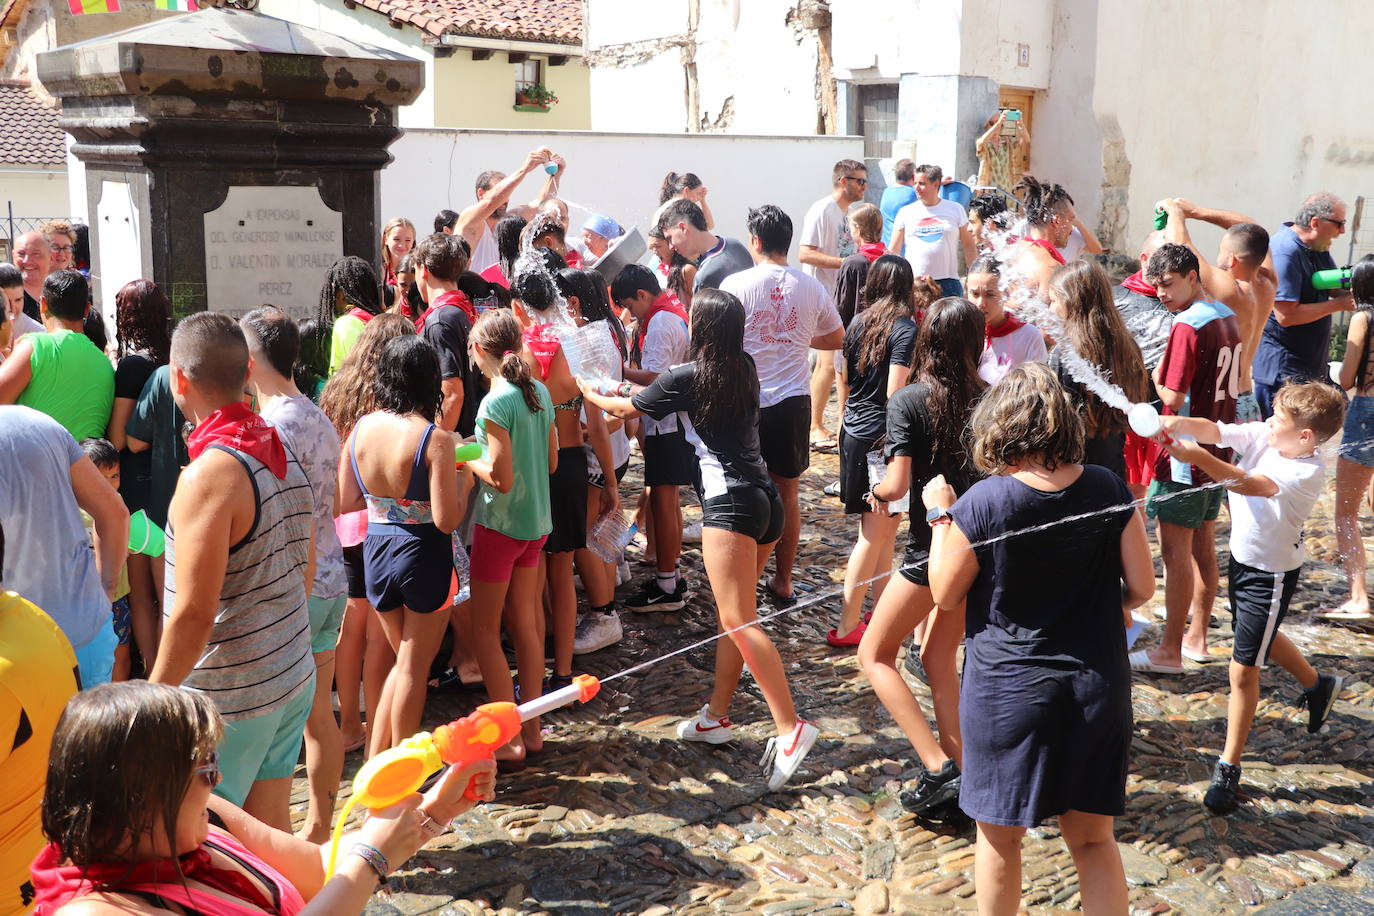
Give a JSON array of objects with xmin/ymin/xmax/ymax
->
[
  {"xmin": 352, "ymin": 0, "xmax": 582, "ymax": 45},
  {"xmin": 0, "ymin": 81, "xmax": 65, "ymax": 166}
]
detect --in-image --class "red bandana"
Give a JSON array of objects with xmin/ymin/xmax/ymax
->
[
  {"xmin": 636, "ymin": 291, "xmax": 691, "ymax": 352},
  {"xmin": 415, "ymin": 288, "xmax": 476, "ymax": 333},
  {"xmin": 1025, "ymin": 236, "xmax": 1066, "ymax": 265},
  {"xmin": 1121, "ymin": 270, "xmax": 1158, "ymax": 297},
  {"xmin": 187, "ymin": 402, "xmax": 287, "ymax": 479},
  {"xmin": 858, "ymin": 242, "xmax": 886, "ymax": 263},
  {"xmin": 986, "ymin": 310, "xmax": 1026, "ymax": 342}
]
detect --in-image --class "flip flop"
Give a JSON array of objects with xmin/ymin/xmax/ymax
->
[
  {"xmin": 427, "ymin": 667, "xmax": 484, "ymax": 695},
  {"xmin": 1181, "ymin": 647, "xmax": 1215, "ymax": 664},
  {"xmin": 827, "ymin": 623, "xmax": 866, "ymax": 647},
  {"xmin": 1321, "ymin": 607, "xmax": 1374, "ymax": 621},
  {"xmin": 1129, "ymin": 649, "xmax": 1184, "ymax": 675}
]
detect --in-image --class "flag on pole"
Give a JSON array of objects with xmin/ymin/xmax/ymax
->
[
  {"xmin": 154, "ymin": 0, "xmax": 198, "ymax": 9},
  {"xmin": 67, "ymin": 0, "xmax": 120, "ymax": 13}
]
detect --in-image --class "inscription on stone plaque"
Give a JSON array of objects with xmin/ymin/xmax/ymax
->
[{"xmin": 203, "ymin": 186, "xmax": 343, "ymax": 321}]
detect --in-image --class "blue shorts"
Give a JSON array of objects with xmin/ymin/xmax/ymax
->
[
  {"xmin": 1339, "ymin": 395, "xmax": 1374, "ymax": 467},
  {"xmin": 111, "ymin": 596, "xmax": 132, "ymax": 647},
  {"xmin": 1235, "ymin": 391, "xmax": 1261, "ymax": 422},
  {"xmin": 308, "ymin": 594, "xmax": 347, "ymax": 653},
  {"xmin": 364, "ymin": 526, "xmax": 452, "ymax": 614},
  {"xmin": 215, "ymin": 679, "xmax": 314, "ymax": 806},
  {"xmin": 73, "ymin": 616, "xmax": 117, "ymax": 689}
]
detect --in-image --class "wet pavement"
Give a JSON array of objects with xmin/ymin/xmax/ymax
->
[{"xmin": 297, "ymin": 437, "xmax": 1374, "ymax": 915}]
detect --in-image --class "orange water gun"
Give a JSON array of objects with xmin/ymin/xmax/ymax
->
[{"xmin": 326, "ymin": 674, "xmax": 601, "ymax": 875}]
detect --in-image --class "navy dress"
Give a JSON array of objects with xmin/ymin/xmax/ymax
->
[{"xmin": 948, "ymin": 466, "xmax": 1135, "ymax": 827}]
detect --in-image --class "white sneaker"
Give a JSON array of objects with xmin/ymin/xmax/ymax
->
[
  {"xmin": 761, "ymin": 720, "xmax": 820, "ymax": 790},
  {"xmin": 675, "ymin": 704, "xmax": 737, "ymax": 744},
  {"xmin": 681, "ymin": 521, "xmax": 703, "ymax": 543},
  {"xmin": 573, "ymin": 611, "xmax": 623, "ymax": 655}
]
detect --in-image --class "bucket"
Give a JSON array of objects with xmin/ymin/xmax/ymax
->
[
  {"xmin": 587, "ymin": 226, "xmax": 647, "ymax": 281},
  {"xmin": 128, "ymin": 509, "xmax": 166, "ymax": 557},
  {"xmin": 939, "ymin": 181, "xmax": 973, "ymax": 209}
]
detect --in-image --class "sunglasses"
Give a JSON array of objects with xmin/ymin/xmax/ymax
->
[
  {"xmin": 844, "ymin": 176, "xmax": 868, "ymax": 187},
  {"xmin": 1322, "ymin": 217, "xmax": 1346, "ymax": 230},
  {"xmin": 194, "ymin": 752, "xmax": 221, "ymax": 788}
]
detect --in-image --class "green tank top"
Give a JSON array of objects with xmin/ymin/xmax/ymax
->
[{"xmin": 17, "ymin": 329, "xmax": 115, "ymax": 440}]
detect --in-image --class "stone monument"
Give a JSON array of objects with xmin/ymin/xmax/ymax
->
[{"xmin": 37, "ymin": 6, "xmax": 424, "ymax": 323}]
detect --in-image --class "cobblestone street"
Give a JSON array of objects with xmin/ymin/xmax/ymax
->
[{"xmin": 307, "ymin": 439, "xmax": 1374, "ymax": 916}]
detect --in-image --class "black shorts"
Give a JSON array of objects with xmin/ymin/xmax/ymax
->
[
  {"xmin": 589, "ymin": 459, "xmax": 631, "ymax": 489},
  {"xmin": 545, "ymin": 446, "xmax": 589, "ymax": 553},
  {"xmin": 1228, "ymin": 555, "xmax": 1301, "ymax": 667},
  {"xmin": 838, "ymin": 429, "xmax": 879, "ymax": 515},
  {"xmin": 342, "ymin": 543, "xmax": 367, "ymax": 600},
  {"xmin": 759, "ymin": 395, "xmax": 810, "ymax": 479},
  {"xmin": 644, "ymin": 428, "xmax": 699, "ymax": 488},
  {"xmin": 898, "ymin": 538, "xmax": 931, "ymax": 587},
  {"xmin": 363, "ymin": 528, "xmax": 452, "ymax": 614},
  {"xmin": 703, "ymin": 484, "xmax": 784, "ymax": 545}
]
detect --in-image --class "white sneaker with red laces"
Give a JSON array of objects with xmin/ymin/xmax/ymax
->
[
  {"xmin": 675, "ymin": 704, "xmax": 736, "ymax": 744},
  {"xmin": 761, "ymin": 720, "xmax": 820, "ymax": 790}
]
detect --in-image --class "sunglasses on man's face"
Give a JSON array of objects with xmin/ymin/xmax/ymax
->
[
  {"xmin": 1321, "ymin": 216, "xmax": 1346, "ymax": 230},
  {"xmin": 844, "ymin": 176, "xmax": 868, "ymax": 187}
]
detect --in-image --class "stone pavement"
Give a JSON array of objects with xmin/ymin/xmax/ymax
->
[{"xmin": 298, "ymin": 443, "xmax": 1374, "ymax": 915}]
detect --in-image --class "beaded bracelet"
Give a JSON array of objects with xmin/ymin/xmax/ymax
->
[{"xmin": 349, "ymin": 842, "xmax": 390, "ymax": 887}]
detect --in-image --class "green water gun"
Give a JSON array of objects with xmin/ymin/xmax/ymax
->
[{"xmin": 1312, "ymin": 266, "xmax": 1353, "ymax": 291}]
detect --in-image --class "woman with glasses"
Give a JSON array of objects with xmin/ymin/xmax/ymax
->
[{"xmin": 29, "ymin": 681, "xmax": 495, "ymax": 915}]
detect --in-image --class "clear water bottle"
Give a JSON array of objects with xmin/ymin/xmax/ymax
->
[
  {"xmin": 589, "ymin": 512, "xmax": 634, "ymax": 564},
  {"xmin": 451, "ymin": 533, "xmax": 471, "ymax": 605},
  {"xmin": 866, "ymin": 449, "xmax": 910, "ymax": 514}
]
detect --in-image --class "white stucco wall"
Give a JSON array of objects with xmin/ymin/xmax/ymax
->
[
  {"xmin": 382, "ymin": 128, "xmax": 863, "ymax": 261},
  {"xmin": 0, "ymin": 167, "xmax": 69, "ymax": 226}
]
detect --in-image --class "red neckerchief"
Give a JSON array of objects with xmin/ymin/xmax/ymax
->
[
  {"xmin": 346, "ymin": 307, "xmax": 374, "ymax": 323},
  {"xmin": 29, "ymin": 833, "xmax": 296, "ymax": 915},
  {"xmin": 1121, "ymin": 271, "xmax": 1157, "ymax": 297},
  {"xmin": 187, "ymin": 401, "xmax": 287, "ymax": 479},
  {"xmin": 859, "ymin": 242, "xmax": 886, "ymax": 263},
  {"xmin": 565, "ymin": 248, "xmax": 585, "ymax": 269},
  {"xmin": 1025, "ymin": 236, "xmax": 1066, "ymax": 265},
  {"xmin": 636, "ymin": 291, "xmax": 690, "ymax": 352},
  {"xmin": 986, "ymin": 310, "xmax": 1026, "ymax": 342},
  {"xmin": 415, "ymin": 289, "xmax": 476, "ymax": 333}
]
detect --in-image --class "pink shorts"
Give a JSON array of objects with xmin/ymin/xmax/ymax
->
[{"xmin": 471, "ymin": 525, "xmax": 548, "ymax": 582}]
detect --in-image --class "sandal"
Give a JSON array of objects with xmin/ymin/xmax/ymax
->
[
  {"xmin": 827, "ymin": 623, "xmax": 866, "ymax": 647},
  {"xmin": 1128, "ymin": 649, "xmax": 1184, "ymax": 675},
  {"xmin": 427, "ymin": 667, "xmax": 483, "ymax": 695},
  {"xmin": 763, "ymin": 582, "xmax": 798, "ymax": 608}
]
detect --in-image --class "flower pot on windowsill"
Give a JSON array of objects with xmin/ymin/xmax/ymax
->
[{"xmin": 513, "ymin": 99, "xmax": 550, "ymax": 112}]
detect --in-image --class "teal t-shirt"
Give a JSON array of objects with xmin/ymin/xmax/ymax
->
[
  {"xmin": 475, "ymin": 378, "xmax": 553, "ymax": 540},
  {"xmin": 17, "ymin": 329, "xmax": 114, "ymax": 441}
]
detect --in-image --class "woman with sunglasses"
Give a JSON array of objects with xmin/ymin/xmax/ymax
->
[{"xmin": 29, "ymin": 682, "xmax": 495, "ymax": 915}]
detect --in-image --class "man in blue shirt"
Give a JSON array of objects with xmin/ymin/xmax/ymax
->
[
  {"xmin": 1251, "ymin": 192, "xmax": 1353, "ymax": 418},
  {"xmin": 879, "ymin": 159, "xmax": 917, "ymax": 246}
]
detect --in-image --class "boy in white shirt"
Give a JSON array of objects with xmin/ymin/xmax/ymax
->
[{"xmin": 1157, "ymin": 381, "xmax": 1347, "ymax": 815}]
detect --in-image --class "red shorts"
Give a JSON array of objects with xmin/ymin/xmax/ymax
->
[
  {"xmin": 1123, "ymin": 430, "xmax": 1158, "ymax": 488},
  {"xmin": 471, "ymin": 525, "xmax": 547, "ymax": 582}
]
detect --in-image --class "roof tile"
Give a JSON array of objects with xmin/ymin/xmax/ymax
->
[
  {"xmin": 0, "ymin": 81, "xmax": 66, "ymax": 167},
  {"xmin": 350, "ymin": 0, "xmax": 582, "ymax": 45}
]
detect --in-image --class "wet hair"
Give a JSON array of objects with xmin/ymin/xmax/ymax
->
[
  {"xmin": 320, "ymin": 313, "xmax": 416, "ymax": 438},
  {"xmin": 656, "ymin": 198, "xmax": 708, "ymax": 235},
  {"xmin": 434, "ymin": 208, "xmax": 460, "ymax": 233},
  {"xmin": 660, "ymin": 171, "xmax": 704, "ymax": 205},
  {"xmin": 80, "ymin": 437, "xmax": 119, "ymax": 469},
  {"xmin": 471, "ymin": 308, "xmax": 543, "ymax": 413},
  {"xmin": 0, "ymin": 262, "xmax": 21, "ymax": 289},
  {"xmin": 114, "ymin": 280, "xmax": 172, "ymax": 364},
  {"xmin": 495, "ymin": 214, "xmax": 528, "ymax": 278},
  {"xmin": 413, "ymin": 232, "xmax": 470, "ymax": 282},
  {"xmin": 532, "ymin": 221, "xmax": 567, "ymax": 245},
  {"xmin": 42, "ymin": 269, "xmax": 89, "ymax": 322},
  {"xmin": 43, "ymin": 681, "xmax": 222, "ymax": 870},
  {"xmin": 1295, "ymin": 192, "xmax": 1343, "ymax": 228},
  {"xmin": 557, "ymin": 268, "xmax": 628, "ymax": 359},
  {"xmin": 914, "ymin": 163, "xmax": 942, "ymax": 184},
  {"xmin": 848, "ymin": 203, "xmax": 882, "ymax": 244},
  {"xmin": 746, "ymin": 205, "xmax": 792, "ymax": 256},
  {"xmin": 1144, "ymin": 243, "xmax": 1200, "ymax": 284},
  {"xmin": 832, "ymin": 159, "xmax": 866, "ymax": 186},
  {"xmin": 611, "ymin": 263, "xmax": 661, "ymax": 303},
  {"xmin": 295, "ymin": 318, "xmax": 326, "ymax": 395},
  {"xmin": 1015, "ymin": 175, "xmax": 1074, "ymax": 228},
  {"xmin": 240, "ymin": 306, "xmax": 300, "ymax": 379},
  {"xmin": 380, "ymin": 217, "xmax": 416, "ymax": 278},
  {"xmin": 971, "ymin": 362, "xmax": 1084, "ymax": 474},
  {"xmin": 171, "ymin": 312, "xmax": 249, "ymax": 396},
  {"xmin": 854, "ymin": 255, "xmax": 914, "ymax": 375},
  {"xmin": 373, "ymin": 336, "xmax": 442, "ymax": 422},
  {"xmin": 456, "ymin": 271, "xmax": 496, "ymax": 304},
  {"xmin": 967, "ymin": 254, "xmax": 1001, "ymax": 279},
  {"xmin": 82, "ymin": 311, "xmax": 109, "ymax": 353},
  {"xmin": 1274, "ymin": 381, "xmax": 1346, "ymax": 443},
  {"xmin": 893, "ymin": 159, "xmax": 915, "ymax": 183},
  {"xmin": 1225, "ymin": 223, "xmax": 1270, "ymax": 263},
  {"xmin": 911, "ymin": 297, "xmax": 987, "ymax": 461},
  {"xmin": 475, "ymin": 169, "xmax": 505, "ymax": 196},
  {"xmin": 969, "ymin": 195, "xmax": 1009, "ymax": 227},
  {"xmin": 688, "ymin": 289, "xmax": 757, "ymax": 432},
  {"xmin": 1049, "ymin": 260, "xmax": 1149, "ymax": 437}
]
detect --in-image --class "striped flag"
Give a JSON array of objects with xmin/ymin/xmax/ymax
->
[
  {"xmin": 67, "ymin": 0, "xmax": 119, "ymax": 13},
  {"xmin": 154, "ymin": 0, "xmax": 198, "ymax": 9}
]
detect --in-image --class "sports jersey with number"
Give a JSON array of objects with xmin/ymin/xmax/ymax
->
[{"xmin": 1153, "ymin": 300, "xmax": 1242, "ymax": 485}]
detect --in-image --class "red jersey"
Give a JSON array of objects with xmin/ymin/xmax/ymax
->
[{"xmin": 1153, "ymin": 300, "xmax": 1242, "ymax": 485}]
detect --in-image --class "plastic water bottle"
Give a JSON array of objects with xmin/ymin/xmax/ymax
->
[
  {"xmin": 588, "ymin": 512, "xmax": 635, "ymax": 564},
  {"xmin": 866, "ymin": 450, "xmax": 910, "ymax": 514},
  {"xmin": 451, "ymin": 534, "xmax": 471, "ymax": 605}
]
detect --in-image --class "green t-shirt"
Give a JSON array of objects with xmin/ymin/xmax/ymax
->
[
  {"xmin": 475, "ymin": 378, "xmax": 554, "ymax": 540},
  {"xmin": 329, "ymin": 314, "xmax": 367, "ymax": 375},
  {"xmin": 17, "ymin": 329, "xmax": 114, "ymax": 440}
]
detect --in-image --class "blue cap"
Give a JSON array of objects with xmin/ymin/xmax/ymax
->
[{"xmin": 581, "ymin": 214, "xmax": 622, "ymax": 239}]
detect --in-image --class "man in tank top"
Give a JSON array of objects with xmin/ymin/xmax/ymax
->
[{"xmin": 457, "ymin": 148, "xmax": 563, "ymax": 274}]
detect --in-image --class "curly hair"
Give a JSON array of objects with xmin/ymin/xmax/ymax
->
[
  {"xmin": 970, "ymin": 362, "xmax": 1084, "ymax": 475},
  {"xmin": 1014, "ymin": 175, "xmax": 1074, "ymax": 228},
  {"xmin": 319, "ymin": 312, "xmax": 416, "ymax": 439},
  {"xmin": 114, "ymin": 279, "xmax": 172, "ymax": 364}
]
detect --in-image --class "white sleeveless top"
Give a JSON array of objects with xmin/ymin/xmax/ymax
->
[{"xmin": 471, "ymin": 222, "xmax": 500, "ymax": 274}]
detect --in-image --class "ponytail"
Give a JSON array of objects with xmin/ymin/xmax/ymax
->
[{"xmin": 472, "ymin": 309, "xmax": 544, "ymax": 414}]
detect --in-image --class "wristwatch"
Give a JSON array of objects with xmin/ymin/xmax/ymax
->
[
  {"xmin": 925, "ymin": 506, "xmax": 952, "ymax": 527},
  {"xmin": 417, "ymin": 809, "xmax": 447, "ymax": 839}
]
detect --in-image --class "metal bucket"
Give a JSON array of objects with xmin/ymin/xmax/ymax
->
[{"xmin": 587, "ymin": 226, "xmax": 647, "ymax": 281}]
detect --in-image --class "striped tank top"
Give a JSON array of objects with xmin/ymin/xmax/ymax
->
[{"xmin": 164, "ymin": 444, "xmax": 315, "ymax": 721}]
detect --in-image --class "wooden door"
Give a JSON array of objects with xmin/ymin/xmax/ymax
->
[{"xmin": 997, "ymin": 87, "xmax": 1034, "ymax": 182}]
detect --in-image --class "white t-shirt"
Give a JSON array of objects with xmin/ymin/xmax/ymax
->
[
  {"xmin": 978, "ymin": 321, "xmax": 1047, "ymax": 384},
  {"xmin": 721, "ymin": 263, "xmax": 842, "ymax": 407},
  {"xmin": 640, "ymin": 311, "xmax": 690, "ymax": 436},
  {"xmin": 893, "ymin": 198, "xmax": 968, "ymax": 280},
  {"xmin": 1059, "ymin": 226, "xmax": 1088, "ymax": 263},
  {"xmin": 9, "ymin": 311, "xmax": 43, "ymax": 343},
  {"xmin": 799, "ymin": 197, "xmax": 855, "ymax": 296},
  {"xmin": 1218, "ymin": 421, "xmax": 1325, "ymax": 573}
]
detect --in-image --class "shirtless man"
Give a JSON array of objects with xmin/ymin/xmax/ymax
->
[
  {"xmin": 1158, "ymin": 198, "xmax": 1276, "ymax": 422},
  {"xmin": 1005, "ymin": 176, "xmax": 1077, "ymax": 301},
  {"xmin": 456, "ymin": 148, "xmax": 563, "ymax": 274}
]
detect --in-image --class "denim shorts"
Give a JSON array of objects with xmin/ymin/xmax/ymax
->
[{"xmin": 1340, "ymin": 396, "xmax": 1374, "ymax": 467}]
